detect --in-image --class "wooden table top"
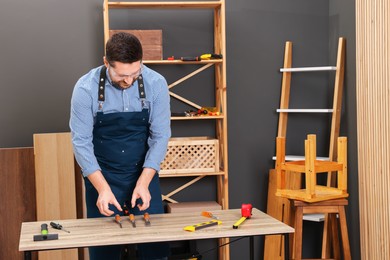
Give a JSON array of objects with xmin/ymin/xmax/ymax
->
[{"xmin": 19, "ymin": 208, "xmax": 294, "ymax": 252}]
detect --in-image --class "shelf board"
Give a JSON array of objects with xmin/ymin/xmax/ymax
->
[
  {"xmin": 277, "ymin": 109, "xmax": 333, "ymax": 113},
  {"xmin": 272, "ymin": 155, "xmax": 330, "ymax": 161},
  {"xmin": 143, "ymin": 59, "xmax": 222, "ymax": 65},
  {"xmin": 108, "ymin": 1, "xmax": 222, "ymax": 9},
  {"xmin": 303, "ymin": 213, "xmax": 325, "ymax": 222},
  {"xmin": 280, "ymin": 66, "xmax": 337, "ymax": 72},
  {"xmin": 159, "ymin": 171, "xmax": 225, "ymax": 178},
  {"xmin": 171, "ymin": 115, "xmax": 224, "ymax": 120}
]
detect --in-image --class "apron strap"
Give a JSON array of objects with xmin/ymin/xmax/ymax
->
[
  {"xmin": 98, "ymin": 67, "xmax": 106, "ymax": 102},
  {"xmin": 137, "ymin": 75, "xmax": 146, "ymax": 99},
  {"xmin": 98, "ymin": 66, "xmax": 146, "ymax": 104}
]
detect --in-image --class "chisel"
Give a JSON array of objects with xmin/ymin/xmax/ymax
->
[
  {"xmin": 115, "ymin": 214, "xmax": 123, "ymax": 228},
  {"xmin": 129, "ymin": 214, "xmax": 136, "ymax": 228},
  {"xmin": 143, "ymin": 213, "xmax": 151, "ymax": 226}
]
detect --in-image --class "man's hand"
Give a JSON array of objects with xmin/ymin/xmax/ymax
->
[
  {"xmin": 131, "ymin": 168, "xmax": 156, "ymax": 211},
  {"xmin": 97, "ymin": 188, "xmax": 122, "ymax": 216},
  {"xmin": 131, "ymin": 183, "xmax": 151, "ymax": 211},
  {"xmin": 87, "ymin": 170, "xmax": 122, "ymax": 216}
]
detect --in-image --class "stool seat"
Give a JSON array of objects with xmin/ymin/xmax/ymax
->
[{"xmin": 290, "ymin": 199, "xmax": 351, "ymax": 260}]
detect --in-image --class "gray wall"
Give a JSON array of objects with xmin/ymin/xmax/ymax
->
[{"xmin": 0, "ymin": 0, "xmax": 358, "ymax": 259}]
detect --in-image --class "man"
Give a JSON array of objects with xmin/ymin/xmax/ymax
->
[{"xmin": 70, "ymin": 32, "xmax": 171, "ymax": 260}]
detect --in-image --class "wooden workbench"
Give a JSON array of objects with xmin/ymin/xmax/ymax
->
[{"xmin": 19, "ymin": 208, "xmax": 294, "ymax": 259}]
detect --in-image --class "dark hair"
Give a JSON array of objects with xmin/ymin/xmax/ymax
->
[{"xmin": 105, "ymin": 32, "xmax": 143, "ymax": 66}]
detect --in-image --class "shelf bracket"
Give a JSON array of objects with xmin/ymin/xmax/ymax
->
[{"xmin": 161, "ymin": 175, "xmax": 205, "ymax": 202}]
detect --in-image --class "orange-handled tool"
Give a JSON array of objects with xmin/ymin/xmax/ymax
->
[
  {"xmin": 201, "ymin": 211, "xmax": 218, "ymax": 219},
  {"xmin": 129, "ymin": 214, "xmax": 136, "ymax": 228},
  {"xmin": 143, "ymin": 213, "xmax": 151, "ymax": 226},
  {"xmin": 115, "ymin": 214, "xmax": 123, "ymax": 228}
]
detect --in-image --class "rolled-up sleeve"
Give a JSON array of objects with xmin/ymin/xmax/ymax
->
[
  {"xmin": 143, "ymin": 77, "xmax": 171, "ymax": 171},
  {"xmin": 70, "ymin": 78, "xmax": 101, "ymax": 177}
]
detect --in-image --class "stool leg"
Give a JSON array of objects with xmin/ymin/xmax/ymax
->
[
  {"xmin": 321, "ymin": 213, "xmax": 331, "ymax": 259},
  {"xmin": 338, "ymin": 206, "xmax": 351, "ymax": 260},
  {"xmin": 289, "ymin": 204, "xmax": 296, "ymax": 259},
  {"xmin": 330, "ymin": 213, "xmax": 341, "ymax": 260},
  {"xmin": 293, "ymin": 206, "xmax": 303, "ymax": 260}
]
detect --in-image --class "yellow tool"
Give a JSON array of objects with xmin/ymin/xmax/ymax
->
[
  {"xmin": 233, "ymin": 217, "xmax": 247, "ymax": 229},
  {"xmin": 184, "ymin": 220, "xmax": 222, "ymax": 232},
  {"xmin": 199, "ymin": 53, "xmax": 223, "ymax": 60},
  {"xmin": 233, "ymin": 203, "xmax": 253, "ymax": 229}
]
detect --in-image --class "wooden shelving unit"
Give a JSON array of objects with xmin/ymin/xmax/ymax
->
[{"xmin": 103, "ymin": 1, "xmax": 229, "ymax": 258}]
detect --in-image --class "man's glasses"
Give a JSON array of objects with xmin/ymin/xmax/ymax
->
[{"xmin": 109, "ymin": 62, "xmax": 143, "ymax": 80}]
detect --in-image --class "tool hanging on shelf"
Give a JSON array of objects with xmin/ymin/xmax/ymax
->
[{"xmin": 180, "ymin": 53, "xmax": 223, "ymax": 61}]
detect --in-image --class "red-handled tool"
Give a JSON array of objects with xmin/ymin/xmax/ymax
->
[{"xmin": 233, "ymin": 203, "xmax": 253, "ymax": 229}]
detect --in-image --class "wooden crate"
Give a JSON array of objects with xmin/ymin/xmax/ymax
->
[
  {"xmin": 160, "ymin": 137, "xmax": 219, "ymax": 175},
  {"xmin": 109, "ymin": 29, "xmax": 163, "ymax": 60}
]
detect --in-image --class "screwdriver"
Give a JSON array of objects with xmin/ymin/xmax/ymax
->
[
  {"xmin": 143, "ymin": 213, "xmax": 151, "ymax": 226},
  {"xmin": 115, "ymin": 214, "xmax": 123, "ymax": 228},
  {"xmin": 50, "ymin": 222, "xmax": 70, "ymax": 233},
  {"xmin": 129, "ymin": 214, "xmax": 136, "ymax": 228}
]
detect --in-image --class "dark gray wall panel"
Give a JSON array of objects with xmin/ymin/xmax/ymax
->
[{"xmin": 0, "ymin": 0, "xmax": 358, "ymax": 259}]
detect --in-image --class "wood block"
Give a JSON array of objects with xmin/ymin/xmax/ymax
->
[
  {"xmin": 167, "ymin": 201, "xmax": 221, "ymax": 213},
  {"xmin": 264, "ymin": 169, "xmax": 301, "ymax": 260},
  {"xmin": 109, "ymin": 30, "xmax": 163, "ymax": 60},
  {"xmin": 0, "ymin": 148, "xmax": 37, "ymax": 260},
  {"xmin": 33, "ymin": 132, "xmax": 78, "ymax": 260}
]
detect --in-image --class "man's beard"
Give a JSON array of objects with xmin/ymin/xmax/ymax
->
[{"xmin": 112, "ymin": 79, "xmax": 134, "ymax": 90}]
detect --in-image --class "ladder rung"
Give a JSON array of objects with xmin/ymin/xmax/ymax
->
[
  {"xmin": 272, "ymin": 155, "xmax": 330, "ymax": 161},
  {"xmin": 280, "ymin": 66, "xmax": 337, "ymax": 72},
  {"xmin": 277, "ymin": 109, "xmax": 333, "ymax": 113}
]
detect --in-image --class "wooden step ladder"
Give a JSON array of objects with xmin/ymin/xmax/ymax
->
[{"xmin": 264, "ymin": 37, "xmax": 346, "ymax": 259}]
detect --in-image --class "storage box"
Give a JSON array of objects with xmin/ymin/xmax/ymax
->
[
  {"xmin": 160, "ymin": 137, "xmax": 219, "ymax": 175},
  {"xmin": 167, "ymin": 201, "xmax": 221, "ymax": 213},
  {"xmin": 109, "ymin": 29, "xmax": 163, "ymax": 60}
]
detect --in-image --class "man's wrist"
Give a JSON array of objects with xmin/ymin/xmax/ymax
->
[{"xmin": 87, "ymin": 170, "xmax": 111, "ymax": 193}]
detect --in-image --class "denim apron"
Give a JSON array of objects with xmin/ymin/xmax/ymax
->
[{"xmin": 84, "ymin": 67, "xmax": 169, "ymax": 260}]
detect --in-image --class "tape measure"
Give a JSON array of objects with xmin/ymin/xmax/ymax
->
[{"xmin": 184, "ymin": 220, "xmax": 222, "ymax": 232}]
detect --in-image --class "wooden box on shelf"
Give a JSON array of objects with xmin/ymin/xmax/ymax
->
[
  {"xmin": 160, "ymin": 137, "xmax": 219, "ymax": 175},
  {"xmin": 109, "ymin": 29, "xmax": 163, "ymax": 60}
]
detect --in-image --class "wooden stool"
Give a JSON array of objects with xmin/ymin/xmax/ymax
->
[
  {"xmin": 289, "ymin": 199, "xmax": 351, "ymax": 260},
  {"xmin": 276, "ymin": 134, "xmax": 348, "ymax": 203}
]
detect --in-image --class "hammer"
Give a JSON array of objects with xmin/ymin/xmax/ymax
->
[{"xmin": 33, "ymin": 223, "xmax": 58, "ymax": 241}]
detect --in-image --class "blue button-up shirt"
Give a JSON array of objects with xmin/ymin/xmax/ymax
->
[{"xmin": 70, "ymin": 65, "xmax": 171, "ymax": 177}]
